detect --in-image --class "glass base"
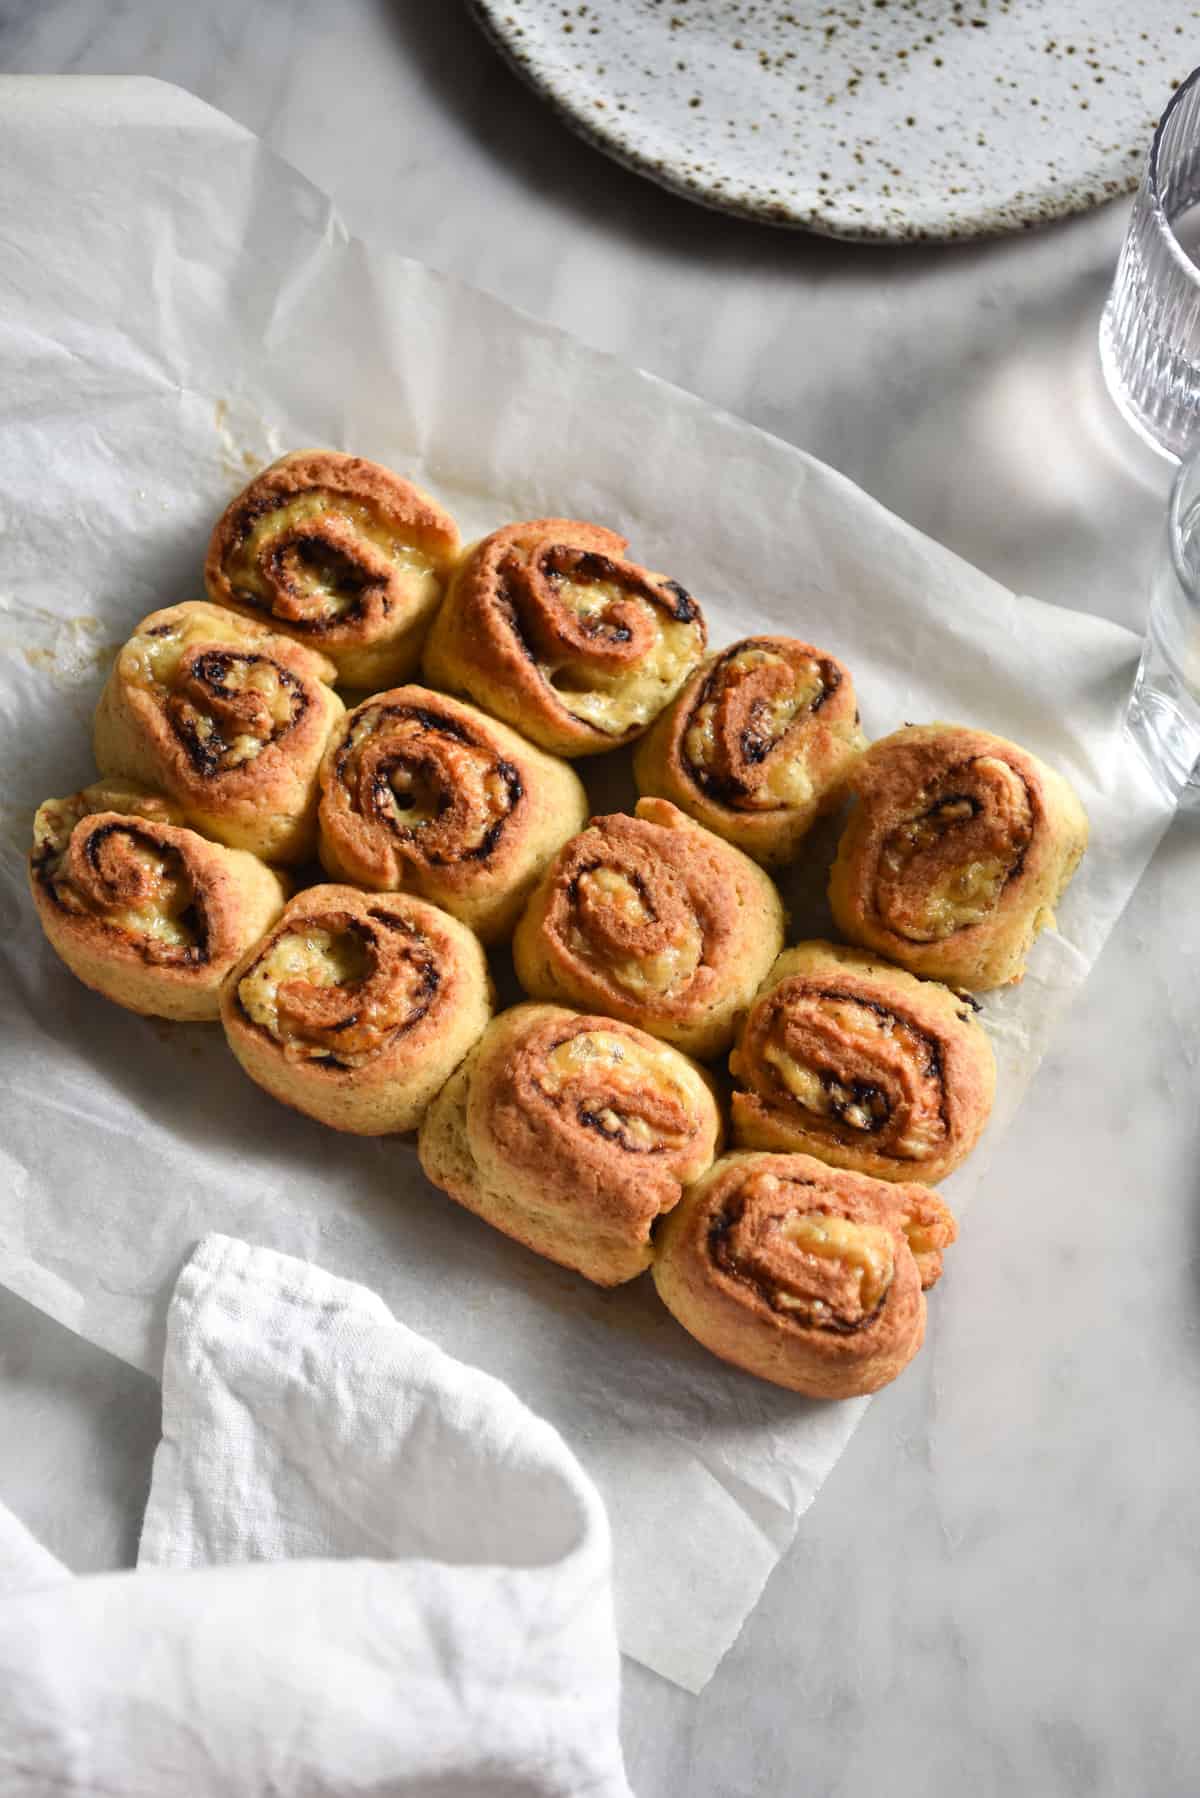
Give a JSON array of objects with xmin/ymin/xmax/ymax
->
[{"xmin": 1126, "ymin": 639, "xmax": 1200, "ymax": 805}]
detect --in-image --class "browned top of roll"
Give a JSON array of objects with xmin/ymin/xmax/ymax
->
[
  {"xmin": 31, "ymin": 800, "xmax": 240, "ymax": 969},
  {"xmin": 205, "ymin": 450, "xmax": 459, "ymax": 646},
  {"xmin": 111, "ymin": 603, "xmax": 339, "ymax": 805},
  {"xmin": 472, "ymin": 1006, "xmax": 720, "ymax": 1244},
  {"xmin": 730, "ymin": 943, "xmax": 994, "ymax": 1178},
  {"xmin": 444, "ymin": 519, "xmax": 706, "ymax": 746},
  {"xmin": 321, "ymin": 687, "xmax": 527, "ymax": 891},
  {"xmin": 230, "ymin": 886, "xmax": 465, "ymax": 1071},
  {"xmin": 846, "ymin": 726, "xmax": 1052, "ymax": 945},
  {"xmin": 669, "ymin": 636, "xmax": 860, "ymax": 811},
  {"xmin": 516, "ymin": 799, "xmax": 772, "ymax": 1028},
  {"xmin": 663, "ymin": 1151, "xmax": 955, "ymax": 1380}
]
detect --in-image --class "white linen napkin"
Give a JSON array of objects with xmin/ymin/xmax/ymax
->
[{"xmin": 0, "ymin": 1235, "xmax": 631, "ymax": 1796}]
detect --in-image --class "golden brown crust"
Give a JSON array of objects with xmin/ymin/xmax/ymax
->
[
  {"xmin": 729, "ymin": 942, "xmax": 995, "ymax": 1183},
  {"xmin": 204, "ymin": 450, "xmax": 461, "ymax": 689},
  {"xmin": 220, "ymin": 884, "xmax": 492, "ymax": 1136},
  {"xmin": 828, "ymin": 723, "xmax": 1089, "ymax": 990},
  {"xmin": 652, "ymin": 1150, "xmax": 956, "ymax": 1398},
  {"xmin": 422, "ymin": 519, "xmax": 707, "ymax": 756},
  {"xmin": 29, "ymin": 779, "xmax": 288, "ymax": 1021},
  {"xmin": 318, "ymin": 685, "xmax": 589, "ymax": 944},
  {"xmin": 93, "ymin": 601, "xmax": 344, "ymax": 865},
  {"xmin": 417, "ymin": 1002, "xmax": 722, "ymax": 1285},
  {"xmin": 512, "ymin": 797, "xmax": 786, "ymax": 1059},
  {"xmin": 633, "ymin": 636, "xmax": 866, "ymax": 865}
]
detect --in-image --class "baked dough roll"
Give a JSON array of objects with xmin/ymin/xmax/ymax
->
[
  {"xmin": 29, "ymin": 779, "xmax": 288, "ymax": 1021},
  {"xmin": 418, "ymin": 1003, "xmax": 722, "ymax": 1285},
  {"xmin": 512, "ymin": 797, "xmax": 785, "ymax": 1060},
  {"xmin": 652, "ymin": 1150, "xmax": 956, "ymax": 1398},
  {"xmin": 205, "ymin": 450, "xmax": 460, "ymax": 690},
  {"xmin": 318, "ymin": 686, "xmax": 588, "ymax": 945},
  {"xmin": 221, "ymin": 884, "xmax": 492, "ymax": 1135},
  {"xmin": 422, "ymin": 518, "xmax": 707, "ymax": 756},
  {"xmin": 94, "ymin": 601, "xmax": 344, "ymax": 865},
  {"xmin": 829, "ymin": 724, "xmax": 1089, "ymax": 990},
  {"xmin": 729, "ymin": 942, "xmax": 995, "ymax": 1183},
  {"xmin": 633, "ymin": 636, "xmax": 865, "ymax": 866}
]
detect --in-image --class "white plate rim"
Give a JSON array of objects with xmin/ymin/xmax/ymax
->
[{"xmin": 468, "ymin": 0, "xmax": 1150, "ymax": 242}]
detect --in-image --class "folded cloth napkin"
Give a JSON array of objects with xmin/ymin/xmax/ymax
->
[{"xmin": 0, "ymin": 1235, "xmax": 632, "ymax": 1797}]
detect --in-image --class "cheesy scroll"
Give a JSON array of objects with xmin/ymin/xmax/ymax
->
[
  {"xmin": 318, "ymin": 686, "xmax": 588, "ymax": 944},
  {"xmin": 93, "ymin": 601, "xmax": 344, "ymax": 865},
  {"xmin": 512, "ymin": 798, "xmax": 785, "ymax": 1060},
  {"xmin": 634, "ymin": 636, "xmax": 865, "ymax": 866},
  {"xmin": 205, "ymin": 450, "xmax": 460, "ymax": 690},
  {"xmin": 418, "ymin": 1003, "xmax": 722, "ymax": 1285},
  {"xmin": 222, "ymin": 884, "xmax": 492, "ymax": 1136},
  {"xmin": 653, "ymin": 1150, "xmax": 956, "ymax": 1399},
  {"xmin": 729, "ymin": 942, "xmax": 995, "ymax": 1184},
  {"xmin": 29, "ymin": 780, "xmax": 287, "ymax": 1021},
  {"xmin": 422, "ymin": 518, "xmax": 707, "ymax": 757},
  {"xmin": 829, "ymin": 724, "xmax": 1088, "ymax": 990}
]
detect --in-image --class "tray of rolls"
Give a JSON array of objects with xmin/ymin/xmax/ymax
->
[{"xmin": 29, "ymin": 448, "xmax": 1090, "ymax": 1404}]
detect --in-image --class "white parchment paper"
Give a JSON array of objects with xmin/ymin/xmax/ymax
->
[{"xmin": 0, "ymin": 77, "xmax": 1174, "ymax": 1692}]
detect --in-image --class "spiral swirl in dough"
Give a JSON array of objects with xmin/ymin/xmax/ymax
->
[
  {"xmin": 318, "ymin": 685, "xmax": 588, "ymax": 943},
  {"xmin": 418, "ymin": 1003, "xmax": 722, "ymax": 1285},
  {"xmin": 205, "ymin": 450, "xmax": 460, "ymax": 689},
  {"xmin": 634, "ymin": 636, "xmax": 865, "ymax": 865},
  {"xmin": 829, "ymin": 724, "xmax": 1088, "ymax": 990},
  {"xmin": 93, "ymin": 601, "xmax": 344, "ymax": 864},
  {"xmin": 729, "ymin": 942, "xmax": 995, "ymax": 1183},
  {"xmin": 29, "ymin": 779, "xmax": 288, "ymax": 1020},
  {"xmin": 222, "ymin": 884, "xmax": 492, "ymax": 1135},
  {"xmin": 422, "ymin": 518, "xmax": 707, "ymax": 756},
  {"xmin": 512, "ymin": 797, "xmax": 785, "ymax": 1059},
  {"xmin": 652, "ymin": 1150, "xmax": 956, "ymax": 1398}
]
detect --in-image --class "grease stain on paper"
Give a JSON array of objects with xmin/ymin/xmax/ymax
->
[
  {"xmin": 16, "ymin": 615, "xmax": 121, "ymax": 690},
  {"xmin": 213, "ymin": 399, "xmax": 273, "ymax": 484}
]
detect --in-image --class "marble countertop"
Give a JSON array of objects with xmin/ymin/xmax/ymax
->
[{"xmin": 1, "ymin": 4, "xmax": 1197, "ymax": 1792}]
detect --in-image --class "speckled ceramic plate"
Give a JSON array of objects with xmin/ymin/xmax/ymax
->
[{"xmin": 469, "ymin": 0, "xmax": 1191, "ymax": 241}]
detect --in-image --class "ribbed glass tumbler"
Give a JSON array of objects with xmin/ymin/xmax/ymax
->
[{"xmin": 1101, "ymin": 68, "xmax": 1200, "ymax": 461}]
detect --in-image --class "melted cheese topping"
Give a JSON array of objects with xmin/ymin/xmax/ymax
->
[
  {"xmin": 571, "ymin": 867, "xmax": 702, "ymax": 996},
  {"xmin": 544, "ymin": 578, "xmax": 699, "ymax": 735},
  {"xmin": 218, "ymin": 660, "xmax": 296, "ymax": 767},
  {"xmin": 684, "ymin": 647, "xmax": 828, "ymax": 809},
  {"xmin": 121, "ymin": 612, "xmax": 299, "ymax": 770},
  {"xmin": 883, "ymin": 757, "xmax": 1027, "ymax": 938},
  {"xmin": 100, "ymin": 840, "xmax": 195, "ymax": 945},
  {"xmin": 541, "ymin": 1028, "xmax": 680, "ymax": 1088},
  {"xmin": 537, "ymin": 1028, "xmax": 687, "ymax": 1147},
  {"xmin": 763, "ymin": 1048, "xmax": 891, "ymax": 1133},
  {"xmin": 758, "ymin": 995, "xmax": 947, "ymax": 1156},
  {"xmin": 34, "ymin": 786, "xmax": 199, "ymax": 949},
  {"xmin": 238, "ymin": 926, "xmax": 368, "ymax": 1040},
  {"xmin": 227, "ymin": 491, "xmax": 437, "ymax": 621},
  {"xmin": 34, "ymin": 783, "xmax": 176, "ymax": 861},
  {"xmin": 121, "ymin": 608, "xmax": 268, "ymax": 691},
  {"xmin": 902, "ymin": 1213, "xmax": 941, "ymax": 1259},
  {"xmin": 762, "ymin": 997, "xmax": 887, "ymax": 1124},
  {"xmin": 556, "ymin": 575, "xmax": 625, "ymax": 622},
  {"xmin": 579, "ymin": 865, "xmax": 649, "ymax": 921},
  {"xmin": 898, "ymin": 855, "xmax": 1009, "ymax": 938},
  {"xmin": 383, "ymin": 761, "xmax": 442, "ymax": 828},
  {"xmin": 778, "ymin": 1213, "xmax": 895, "ymax": 1314}
]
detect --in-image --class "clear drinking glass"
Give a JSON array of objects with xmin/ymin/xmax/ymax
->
[
  {"xmin": 1101, "ymin": 67, "xmax": 1200, "ymax": 461},
  {"xmin": 1126, "ymin": 449, "xmax": 1200, "ymax": 802}
]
